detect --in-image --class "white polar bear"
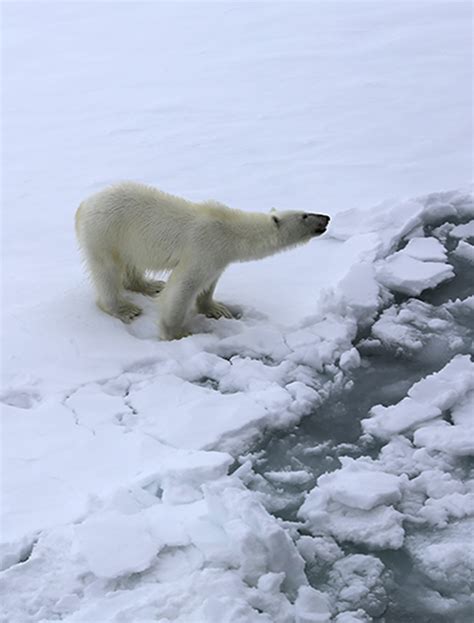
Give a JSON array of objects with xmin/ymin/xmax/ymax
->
[{"xmin": 75, "ymin": 182, "xmax": 330, "ymax": 340}]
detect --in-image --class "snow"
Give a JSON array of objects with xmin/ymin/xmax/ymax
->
[
  {"xmin": 2, "ymin": 1, "xmax": 473, "ymax": 622},
  {"xmin": 75, "ymin": 510, "xmax": 167, "ymax": 578},
  {"xmin": 336, "ymin": 263, "xmax": 381, "ymax": 323}
]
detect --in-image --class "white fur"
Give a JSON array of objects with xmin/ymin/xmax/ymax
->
[{"xmin": 75, "ymin": 182, "xmax": 329, "ymax": 339}]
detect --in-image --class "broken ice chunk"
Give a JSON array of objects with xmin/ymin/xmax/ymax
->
[
  {"xmin": 294, "ymin": 586, "xmax": 332, "ymax": 623},
  {"xmin": 299, "ymin": 491, "xmax": 405, "ymax": 550},
  {"xmin": 298, "ymin": 464, "xmax": 406, "ymax": 550},
  {"xmin": 327, "ymin": 554, "xmax": 389, "ymax": 618},
  {"xmin": 376, "ymin": 252, "xmax": 454, "ymax": 296},
  {"xmin": 402, "ymin": 237, "xmax": 447, "ymax": 262},
  {"xmin": 316, "ymin": 468, "xmax": 403, "ymax": 511},
  {"xmin": 451, "ymin": 391, "xmax": 474, "ymax": 427},
  {"xmin": 414, "ymin": 422, "xmax": 474, "ymax": 457},
  {"xmin": 337, "ymin": 263, "xmax": 381, "ymax": 322},
  {"xmin": 407, "ymin": 354, "xmax": 474, "ymax": 411},
  {"xmin": 362, "ymin": 398, "xmax": 442, "ymax": 440},
  {"xmin": 449, "ymin": 220, "xmax": 474, "ymax": 239},
  {"xmin": 406, "ymin": 520, "xmax": 474, "ymax": 605},
  {"xmin": 362, "ymin": 355, "xmax": 474, "ymax": 440},
  {"xmin": 264, "ymin": 470, "xmax": 313, "ymax": 486},
  {"xmin": 453, "ymin": 240, "xmax": 474, "ymax": 264}
]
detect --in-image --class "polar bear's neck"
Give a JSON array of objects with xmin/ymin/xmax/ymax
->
[{"xmin": 223, "ymin": 209, "xmax": 284, "ymax": 262}]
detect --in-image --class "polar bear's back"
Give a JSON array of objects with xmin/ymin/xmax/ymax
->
[{"xmin": 76, "ymin": 182, "xmax": 199, "ymax": 271}]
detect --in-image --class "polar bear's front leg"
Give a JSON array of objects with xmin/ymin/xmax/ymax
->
[
  {"xmin": 159, "ymin": 264, "xmax": 207, "ymax": 340},
  {"xmin": 196, "ymin": 279, "xmax": 234, "ymax": 320}
]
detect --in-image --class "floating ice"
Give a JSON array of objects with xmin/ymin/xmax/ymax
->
[
  {"xmin": 406, "ymin": 520, "xmax": 474, "ymax": 615},
  {"xmin": 370, "ymin": 298, "xmax": 470, "ymax": 358},
  {"xmin": 375, "ymin": 251, "xmax": 454, "ymax": 296},
  {"xmin": 449, "ymin": 220, "xmax": 474, "ymax": 239},
  {"xmin": 264, "ymin": 470, "xmax": 313, "ymax": 486},
  {"xmin": 362, "ymin": 355, "xmax": 474, "ymax": 440},
  {"xmin": 298, "ymin": 464, "xmax": 405, "ymax": 550},
  {"xmin": 453, "ymin": 239, "xmax": 474, "ymax": 263},
  {"xmin": 315, "ymin": 466, "xmax": 403, "ymax": 511},
  {"xmin": 326, "ymin": 554, "xmax": 390, "ymax": 618},
  {"xmin": 414, "ymin": 422, "xmax": 474, "ymax": 456},
  {"xmin": 402, "ymin": 236, "xmax": 447, "ymax": 262},
  {"xmin": 407, "ymin": 354, "xmax": 474, "ymax": 411},
  {"xmin": 362, "ymin": 397, "xmax": 442, "ymax": 440}
]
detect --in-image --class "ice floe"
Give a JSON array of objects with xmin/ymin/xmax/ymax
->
[{"xmin": 3, "ymin": 187, "xmax": 474, "ymax": 622}]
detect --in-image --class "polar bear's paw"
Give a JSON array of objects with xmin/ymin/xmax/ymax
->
[
  {"xmin": 172, "ymin": 330, "xmax": 192, "ymax": 340},
  {"xmin": 159, "ymin": 325, "xmax": 192, "ymax": 341},
  {"xmin": 114, "ymin": 301, "xmax": 143, "ymax": 323},
  {"xmin": 200, "ymin": 301, "xmax": 234, "ymax": 320},
  {"xmin": 125, "ymin": 278, "xmax": 165, "ymax": 297},
  {"xmin": 140, "ymin": 279, "xmax": 166, "ymax": 297}
]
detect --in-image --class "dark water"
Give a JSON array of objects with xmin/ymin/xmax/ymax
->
[{"xmin": 244, "ymin": 231, "xmax": 474, "ymax": 622}]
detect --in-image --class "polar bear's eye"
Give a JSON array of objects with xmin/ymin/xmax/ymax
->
[{"xmin": 272, "ymin": 215, "xmax": 280, "ymax": 226}]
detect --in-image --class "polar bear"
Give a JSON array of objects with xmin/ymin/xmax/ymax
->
[{"xmin": 75, "ymin": 182, "xmax": 330, "ymax": 340}]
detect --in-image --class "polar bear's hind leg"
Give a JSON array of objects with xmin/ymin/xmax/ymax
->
[{"xmin": 123, "ymin": 265, "xmax": 165, "ymax": 297}]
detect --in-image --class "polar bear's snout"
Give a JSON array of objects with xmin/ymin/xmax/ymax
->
[{"xmin": 302, "ymin": 213, "xmax": 330, "ymax": 236}]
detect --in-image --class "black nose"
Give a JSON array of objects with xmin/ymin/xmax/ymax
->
[
  {"xmin": 302, "ymin": 212, "xmax": 330, "ymax": 235},
  {"xmin": 303, "ymin": 213, "xmax": 330, "ymax": 223}
]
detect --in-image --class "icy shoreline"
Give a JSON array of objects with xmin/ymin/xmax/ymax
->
[{"xmin": 2, "ymin": 189, "xmax": 473, "ymax": 622}]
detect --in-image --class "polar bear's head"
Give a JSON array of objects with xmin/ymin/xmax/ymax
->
[{"xmin": 271, "ymin": 210, "xmax": 330, "ymax": 247}]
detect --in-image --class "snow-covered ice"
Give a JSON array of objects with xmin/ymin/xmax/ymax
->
[
  {"xmin": 298, "ymin": 460, "xmax": 406, "ymax": 549},
  {"xmin": 402, "ymin": 237, "xmax": 447, "ymax": 262},
  {"xmin": 449, "ymin": 220, "xmax": 474, "ymax": 240},
  {"xmin": 375, "ymin": 251, "xmax": 455, "ymax": 296},
  {"xmin": 453, "ymin": 239, "xmax": 474, "ymax": 264},
  {"xmin": 361, "ymin": 355, "xmax": 474, "ymax": 440},
  {"xmin": 1, "ymin": 2, "xmax": 473, "ymax": 622}
]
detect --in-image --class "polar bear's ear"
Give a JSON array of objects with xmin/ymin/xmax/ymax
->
[{"xmin": 270, "ymin": 207, "xmax": 277, "ymax": 213}]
